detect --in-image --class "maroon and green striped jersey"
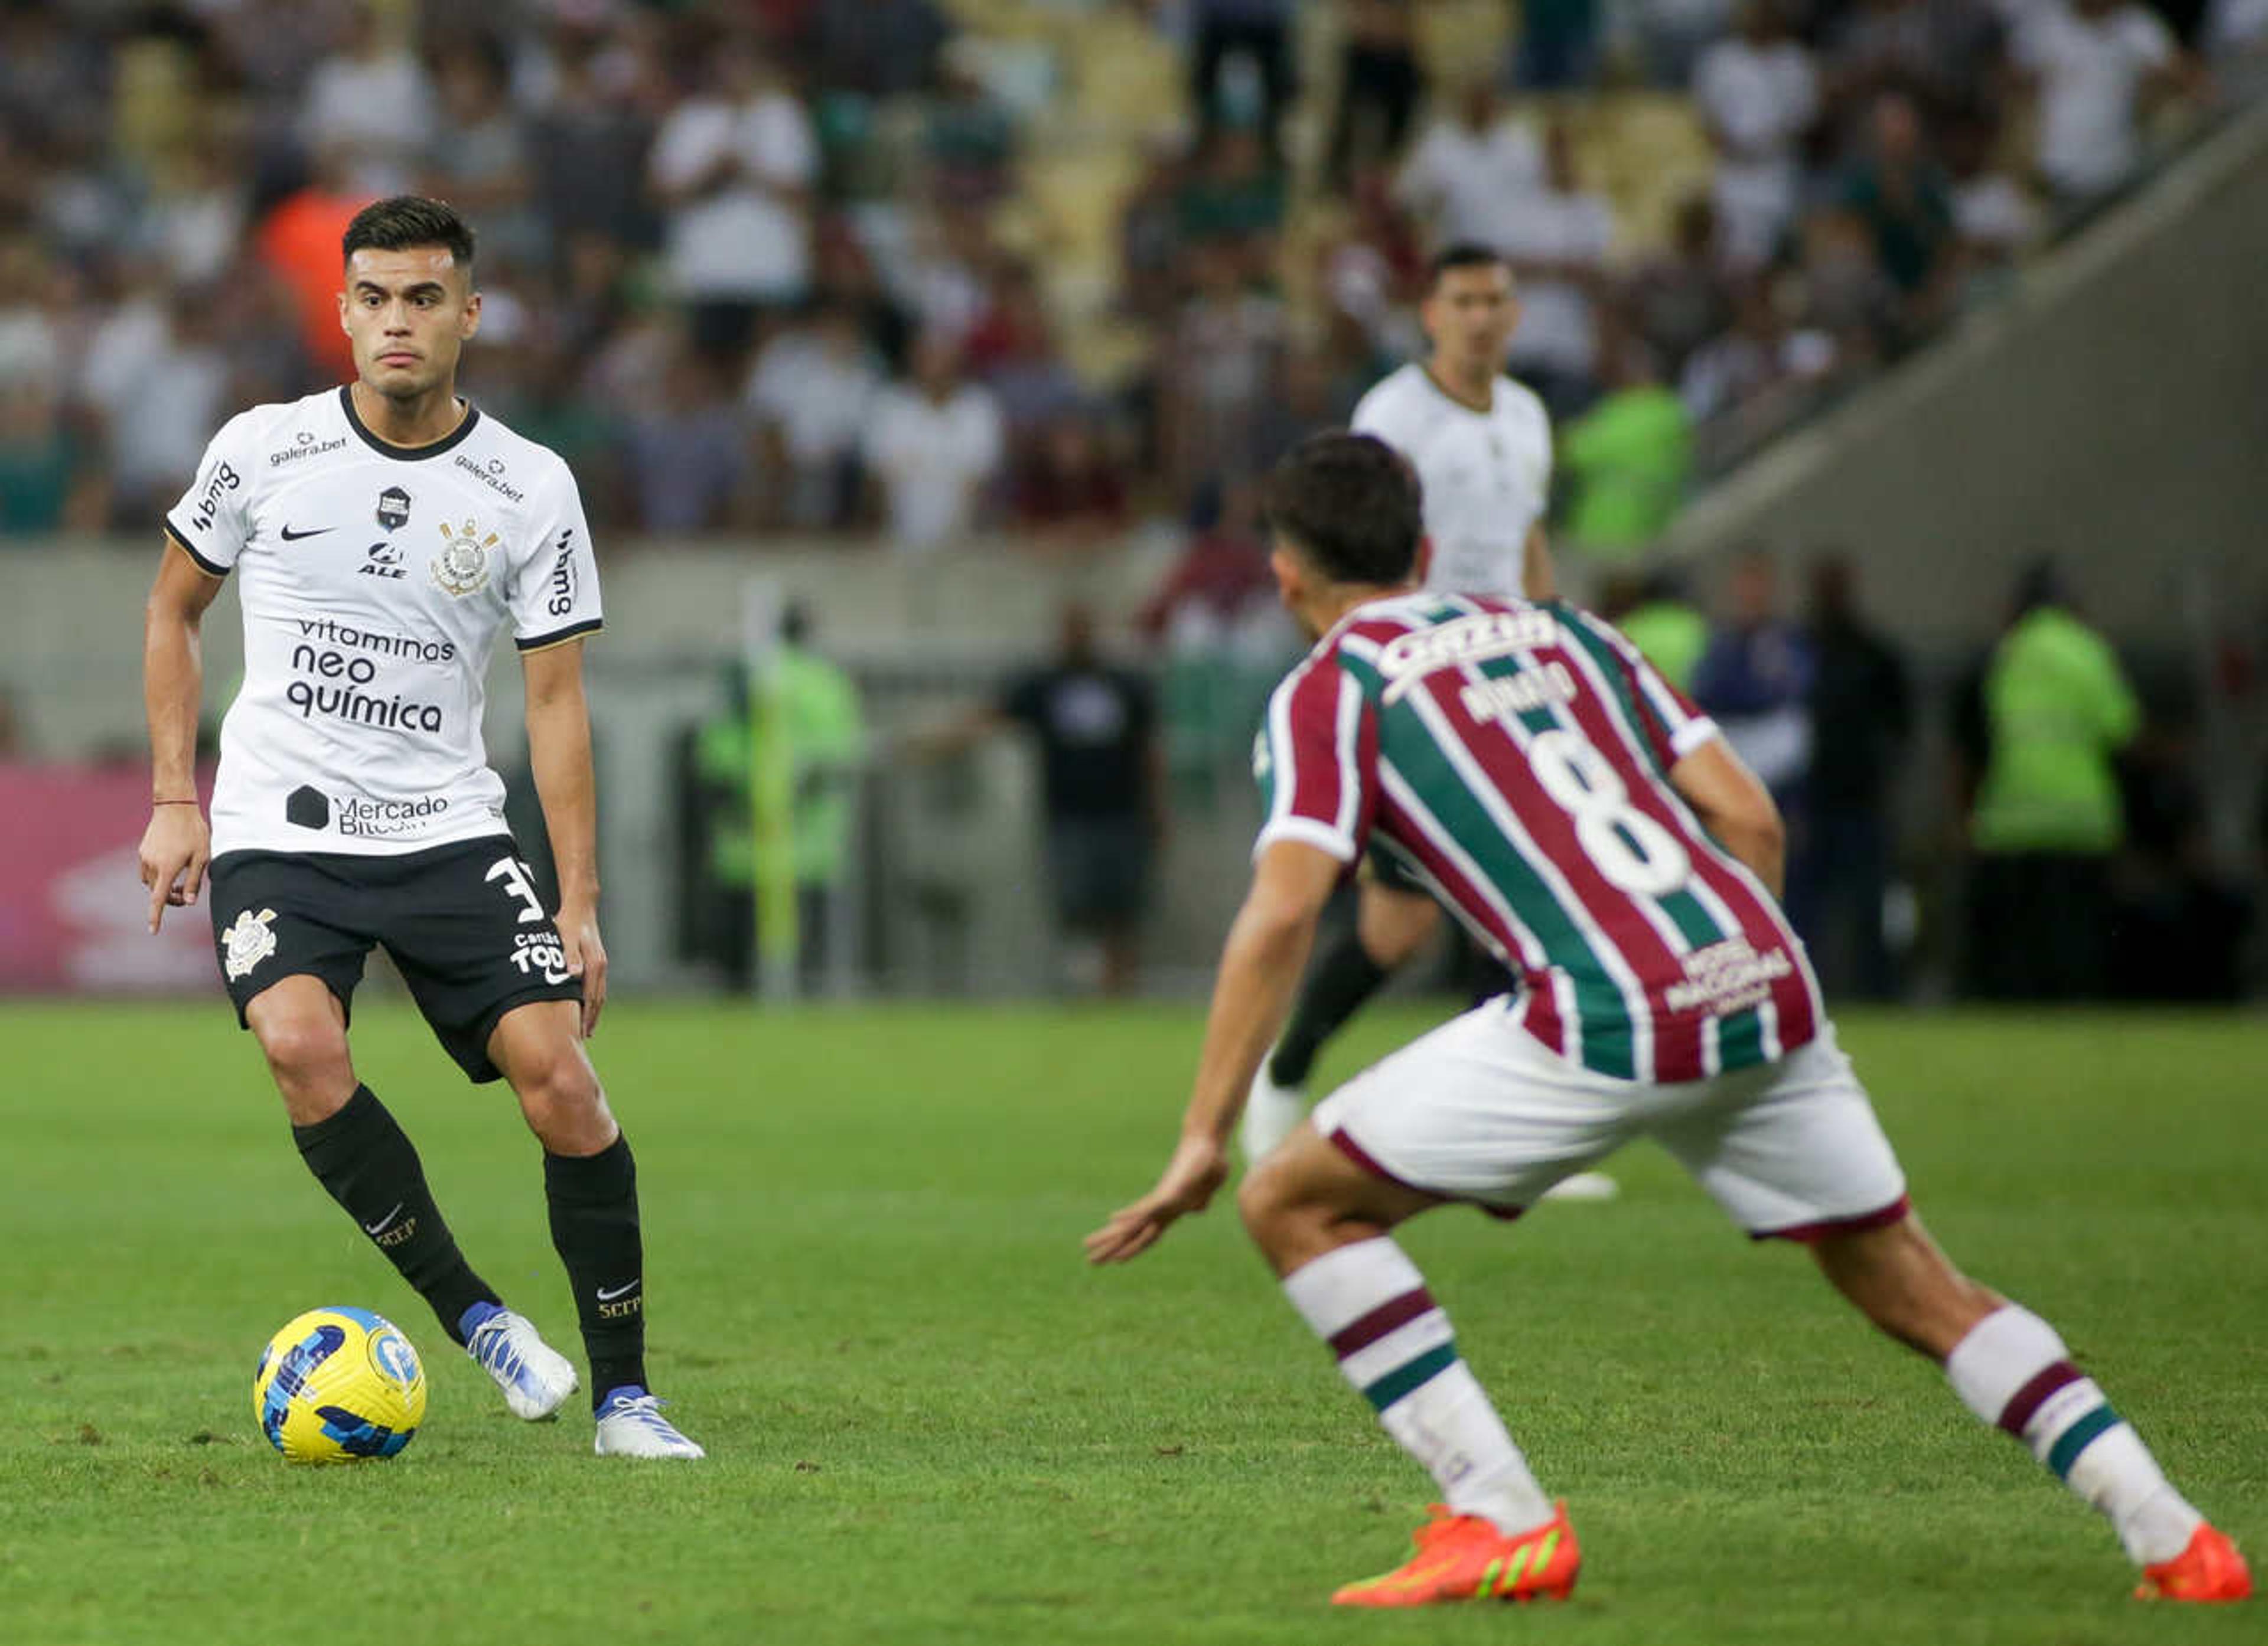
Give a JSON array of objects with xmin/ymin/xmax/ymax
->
[{"xmin": 1256, "ymin": 593, "xmax": 1821, "ymax": 1081}]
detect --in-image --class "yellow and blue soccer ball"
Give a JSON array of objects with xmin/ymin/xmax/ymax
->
[{"xmin": 252, "ymin": 1306, "xmax": 426, "ymax": 1464}]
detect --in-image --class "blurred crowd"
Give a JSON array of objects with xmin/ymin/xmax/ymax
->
[{"xmin": 2, "ymin": 0, "xmax": 2263, "ymax": 552}]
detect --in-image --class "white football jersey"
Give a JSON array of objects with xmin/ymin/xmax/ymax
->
[
  {"xmin": 1350, "ymin": 363, "xmax": 1552, "ymax": 598},
  {"xmin": 167, "ymin": 387, "xmax": 602, "ymax": 858}
]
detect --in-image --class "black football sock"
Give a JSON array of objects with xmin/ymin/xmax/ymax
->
[
  {"xmin": 1268, "ymin": 930, "xmax": 1391, "ymax": 1088},
  {"xmin": 543, "ymin": 1134, "xmax": 648, "ymax": 1406},
  {"xmin": 292, "ymin": 1085, "xmax": 500, "ymax": 1347}
]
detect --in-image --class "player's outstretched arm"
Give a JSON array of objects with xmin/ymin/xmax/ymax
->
[
  {"xmin": 523, "ymin": 640, "xmax": 606, "ymax": 1037},
  {"xmin": 139, "ymin": 542, "xmax": 224, "ymax": 933},
  {"xmin": 1084, "ymin": 840, "xmax": 1342, "ymax": 1265},
  {"xmin": 1669, "ymin": 736, "xmax": 1787, "ymax": 899}
]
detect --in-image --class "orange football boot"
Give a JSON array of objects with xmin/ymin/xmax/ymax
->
[
  {"xmin": 1331, "ymin": 1501, "xmax": 1580, "ymax": 1608},
  {"xmin": 2135, "ymin": 1524, "xmax": 2251, "ymax": 1603}
]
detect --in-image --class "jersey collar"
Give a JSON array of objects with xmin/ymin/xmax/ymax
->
[{"xmin": 338, "ymin": 384, "xmax": 483, "ymax": 461}]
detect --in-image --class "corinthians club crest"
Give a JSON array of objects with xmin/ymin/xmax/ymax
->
[
  {"xmin": 221, "ymin": 908, "xmax": 279, "ymax": 980},
  {"xmin": 432, "ymin": 518, "xmax": 498, "ymax": 598}
]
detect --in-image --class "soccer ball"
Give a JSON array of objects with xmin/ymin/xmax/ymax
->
[{"xmin": 252, "ymin": 1306, "xmax": 426, "ymax": 1464}]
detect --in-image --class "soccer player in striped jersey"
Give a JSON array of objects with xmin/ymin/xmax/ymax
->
[
  {"xmin": 1086, "ymin": 433, "xmax": 2247, "ymax": 1608},
  {"xmin": 1242, "ymin": 245, "xmax": 1592, "ymax": 1181}
]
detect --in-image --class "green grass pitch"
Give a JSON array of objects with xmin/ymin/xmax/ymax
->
[{"xmin": 2, "ymin": 999, "xmax": 2261, "ymax": 1645}]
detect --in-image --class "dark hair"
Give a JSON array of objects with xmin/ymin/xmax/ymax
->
[
  {"xmin": 1427, "ymin": 242, "xmax": 1509, "ymax": 289},
  {"xmin": 343, "ymin": 195, "xmax": 477, "ymax": 272},
  {"xmin": 1264, "ymin": 432, "xmax": 1422, "ymax": 587}
]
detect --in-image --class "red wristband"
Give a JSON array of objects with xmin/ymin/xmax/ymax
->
[{"xmin": 152, "ymin": 798, "xmax": 200, "ymax": 806}]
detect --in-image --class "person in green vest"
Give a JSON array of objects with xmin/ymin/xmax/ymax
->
[
  {"xmin": 1558, "ymin": 338, "xmax": 1692, "ymax": 563},
  {"xmin": 1611, "ymin": 568, "xmax": 1709, "ymax": 692},
  {"xmin": 1960, "ymin": 562, "xmax": 2139, "ymax": 1000},
  {"xmin": 696, "ymin": 602, "xmax": 866, "ymax": 994}
]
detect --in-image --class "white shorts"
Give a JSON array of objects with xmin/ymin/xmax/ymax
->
[{"xmin": 1309, "ymin": 999, "xmax": 1908, "ymax": 1240}]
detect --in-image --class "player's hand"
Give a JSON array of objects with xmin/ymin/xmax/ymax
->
[
  {"xmin": 1084, "ymin": 1134, "xmax": 1230, "ymax": 1266},
  {"xmin": 556, "ymin": 901, "xmax": 607, "ymax": 1038},
  {"xmin": 138, "ymin": 805, "xmax": 210, "ymax": 934}
]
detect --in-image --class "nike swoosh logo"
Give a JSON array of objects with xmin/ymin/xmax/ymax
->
[
  {"xmin": 279, "ymin": 524, "xmax": 334, "ymax": 541},
  {"xmin": 596, "ymin": 1279, "xmax": 641, "ymax": 1301},
  {"xmin": 362, "ymin": 1203, "xmax": 404, "ymax": 1236}
]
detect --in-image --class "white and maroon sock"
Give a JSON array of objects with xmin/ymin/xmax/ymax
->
[
  {"xmin": 1282, "ymin": 1237, "xmax": 1553, "ymax": 1537},
  {"xmin": 1944, "ymin": 1304, "xmax": 2201, "ymax": 1564}
]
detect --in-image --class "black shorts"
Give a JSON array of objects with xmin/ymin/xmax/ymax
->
[
  {"xmin": 1045, "ymin": 816, "xmax": 1152, "ymax": 930},
  {"xmin": 207, "ymin": 835, "xmax": 582, "ymax": 1083}
]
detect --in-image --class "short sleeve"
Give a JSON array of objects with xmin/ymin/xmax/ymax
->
[
  {"xmin": 164, "ymin": 413, "xmax": 257, "ymax": 576},
  {"xmin": 1253, "ymin": 654, "xmax": 1377, "ymax": 863},
  {"xmin": 1571, "ymin": 607, "xmax": 1719, "ymax": 771},
  {"xmin": 510, "ymin": 461, "xmax": 603, "ymax": 651}
]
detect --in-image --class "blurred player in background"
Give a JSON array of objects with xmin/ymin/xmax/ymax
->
[
  {"xmin": 139, "ymin": 196, "xmax": 703, "ymax": 1459},
  {"xmin": 1089, "ymin": 433, "xmax": 2249, "ymax": 1608},
  {"xmin": 1246, "ymin": 246, "xmax": 1612, "ymax": 1201}
]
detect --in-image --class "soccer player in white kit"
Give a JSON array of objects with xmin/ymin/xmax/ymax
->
[
  {"xmin": 1244, "ymin": 245, "xmax": 1576, "ymax": 1168},
  {"xmin": 139, "ymin": 197, "xmax": 702, "ymax": 1459}
]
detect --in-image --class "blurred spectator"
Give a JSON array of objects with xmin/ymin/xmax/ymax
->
[
  {"xmin": 0, "ymin": 241, "xmax": 64, "ymax": 403},
  {"xmin": 1497, "ymin": 122, "xmax": 1616, "ymax": 417},
  {"xmin": 2207, "ymin": 0, "xmax": 2268, "ymax": 61},
  {"xmin": 1637, "ymin": 0, "xmax": 1740, "ymax": 87},
  {"xmin": 809, "ymin": 0, "xmax": 951, "ymax": 97},
  {"xmin": 424, "ymin": 34, "xmax": 542, "ymax": 272},
  {"xmin": 1190, "ymin": 0, "xmax": 1296, "ymax": 152},
  {"xmin": 862, "ymin": 332, "xmax": 1005, "ymax": 552},
  {"xmin": 1694, "ymin": 2, "xmax": 1820, "ymax": 271},
  {"xmin": 1326, "ymin": 1, "xmax": 1423, "ymax": 190},
  {"xmin": 0, "ymin": 382, "xmax": 100, "ymax": 536},
  {"xmin": 1798, "ymin": 554, "xmax": 1912, "ymax": 998},
  {"xmin": 1693, "ymin": 548, "xmax": 1816, "ymax": 814},
  {"xmin": 1003, "ymin": 605, "xmax": 1165, "ymax": 997},
  {"xmin": 694, "ymin": 603, "xmax": 867, "ymax": 995},
  {"xmin": 2014, "ymin": 0, "xmax": 2192, "ymax": 208},
  {"xmin": 80, "ymin": 280, "xmax": 230, "ymax": 524},
  {"xmin": 1319, "ymin": 168, "xmax": 1428, "ymax": 358},
  {"xmin": 1139, "ymin": 479, "xmax": 1276, "ymax": 653},
  {"xmin": 139, "ymin": 129, "xmax": 253, "ymax": 288},
  {"xmin": 747, "ymin": 302, "xmax": 881, "ymax": 530},
  {"xmin": 1680, "ymin": 282, "xmax": 1803, "ymax": 423},
  {"xmin": 528, "ymin": 25, "xmax": 663, "ymax": 260},
  {"xmin": 1945, "ymin": 113, "xmax": 2044, "ymax": 296},
  {"xmin": 1013, "ymin": 415, "xmax": 1132, "ymax": 549},
  {"xmin": 1394, "ymin": 79, "xmax": 1543, "ymax": 252},
  {"xmin": 965, "ymin": 265, "xmax": 1083, "ymax": 446},
  {"xmin": 255, "ymin": 148, "xmax": 372, "ymax": 383},
  {"xmin": 1625, "ymin": 197, "xmax": 1736, "ymax": 380},
  {"xmin": 925, "ymin": 39, "xmax": 1018, "ymax": 207},
  {"xmin": 1518, "ymin": 0, "xmax": 1605, "ymax": 89},
  {"xmin": 1174, "ymin": 126, "xmax": 1289, "ymax": 251},
  {"xmin": 1791, "ymin": 206, "xmax": 1898, "ymax": 365},
  {"xmin": 302, "ymin": 1, "xmax": 435, "ymax": 197},
  {"xmin": 1607, "ymin": 569, "xmax": 1711, "ymax": 690},
  {"xmin": 621, "ymin": 346, "xmax": 752, "ymax": 534},
  {"xmin": 1558, "ymin": 335, "xmax": 1693, "ymax": 560},
  {"xmin": 1961, "ymin": 561, "xmax": 2140, "ymax": 999},
  {"xmin": 1119, "ymin": 135, "xmax": 1193, "ymax": 324},
  {"xmin": 649, "ymin": 34, "xmax": 818, "ymax": 361},
  {"xmin": 1160, "ymin": 243, "xmax": 1288, "ymax": 498},
  {"xmin": 1822, "ymin": 0, "xmax": 2004, "ymax": 139},
  {"xmin": 1844, "ymin": 92, "xmax": 1958, "ymax": 334}
]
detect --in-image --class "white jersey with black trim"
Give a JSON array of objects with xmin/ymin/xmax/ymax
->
[
  {"xmin": 166, "ymin": 386, "xmax": 603, "ymax": 858},
  {"xmin": 1350, "ymin": 363, "xmax": 1552, "ymax": 599}
]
